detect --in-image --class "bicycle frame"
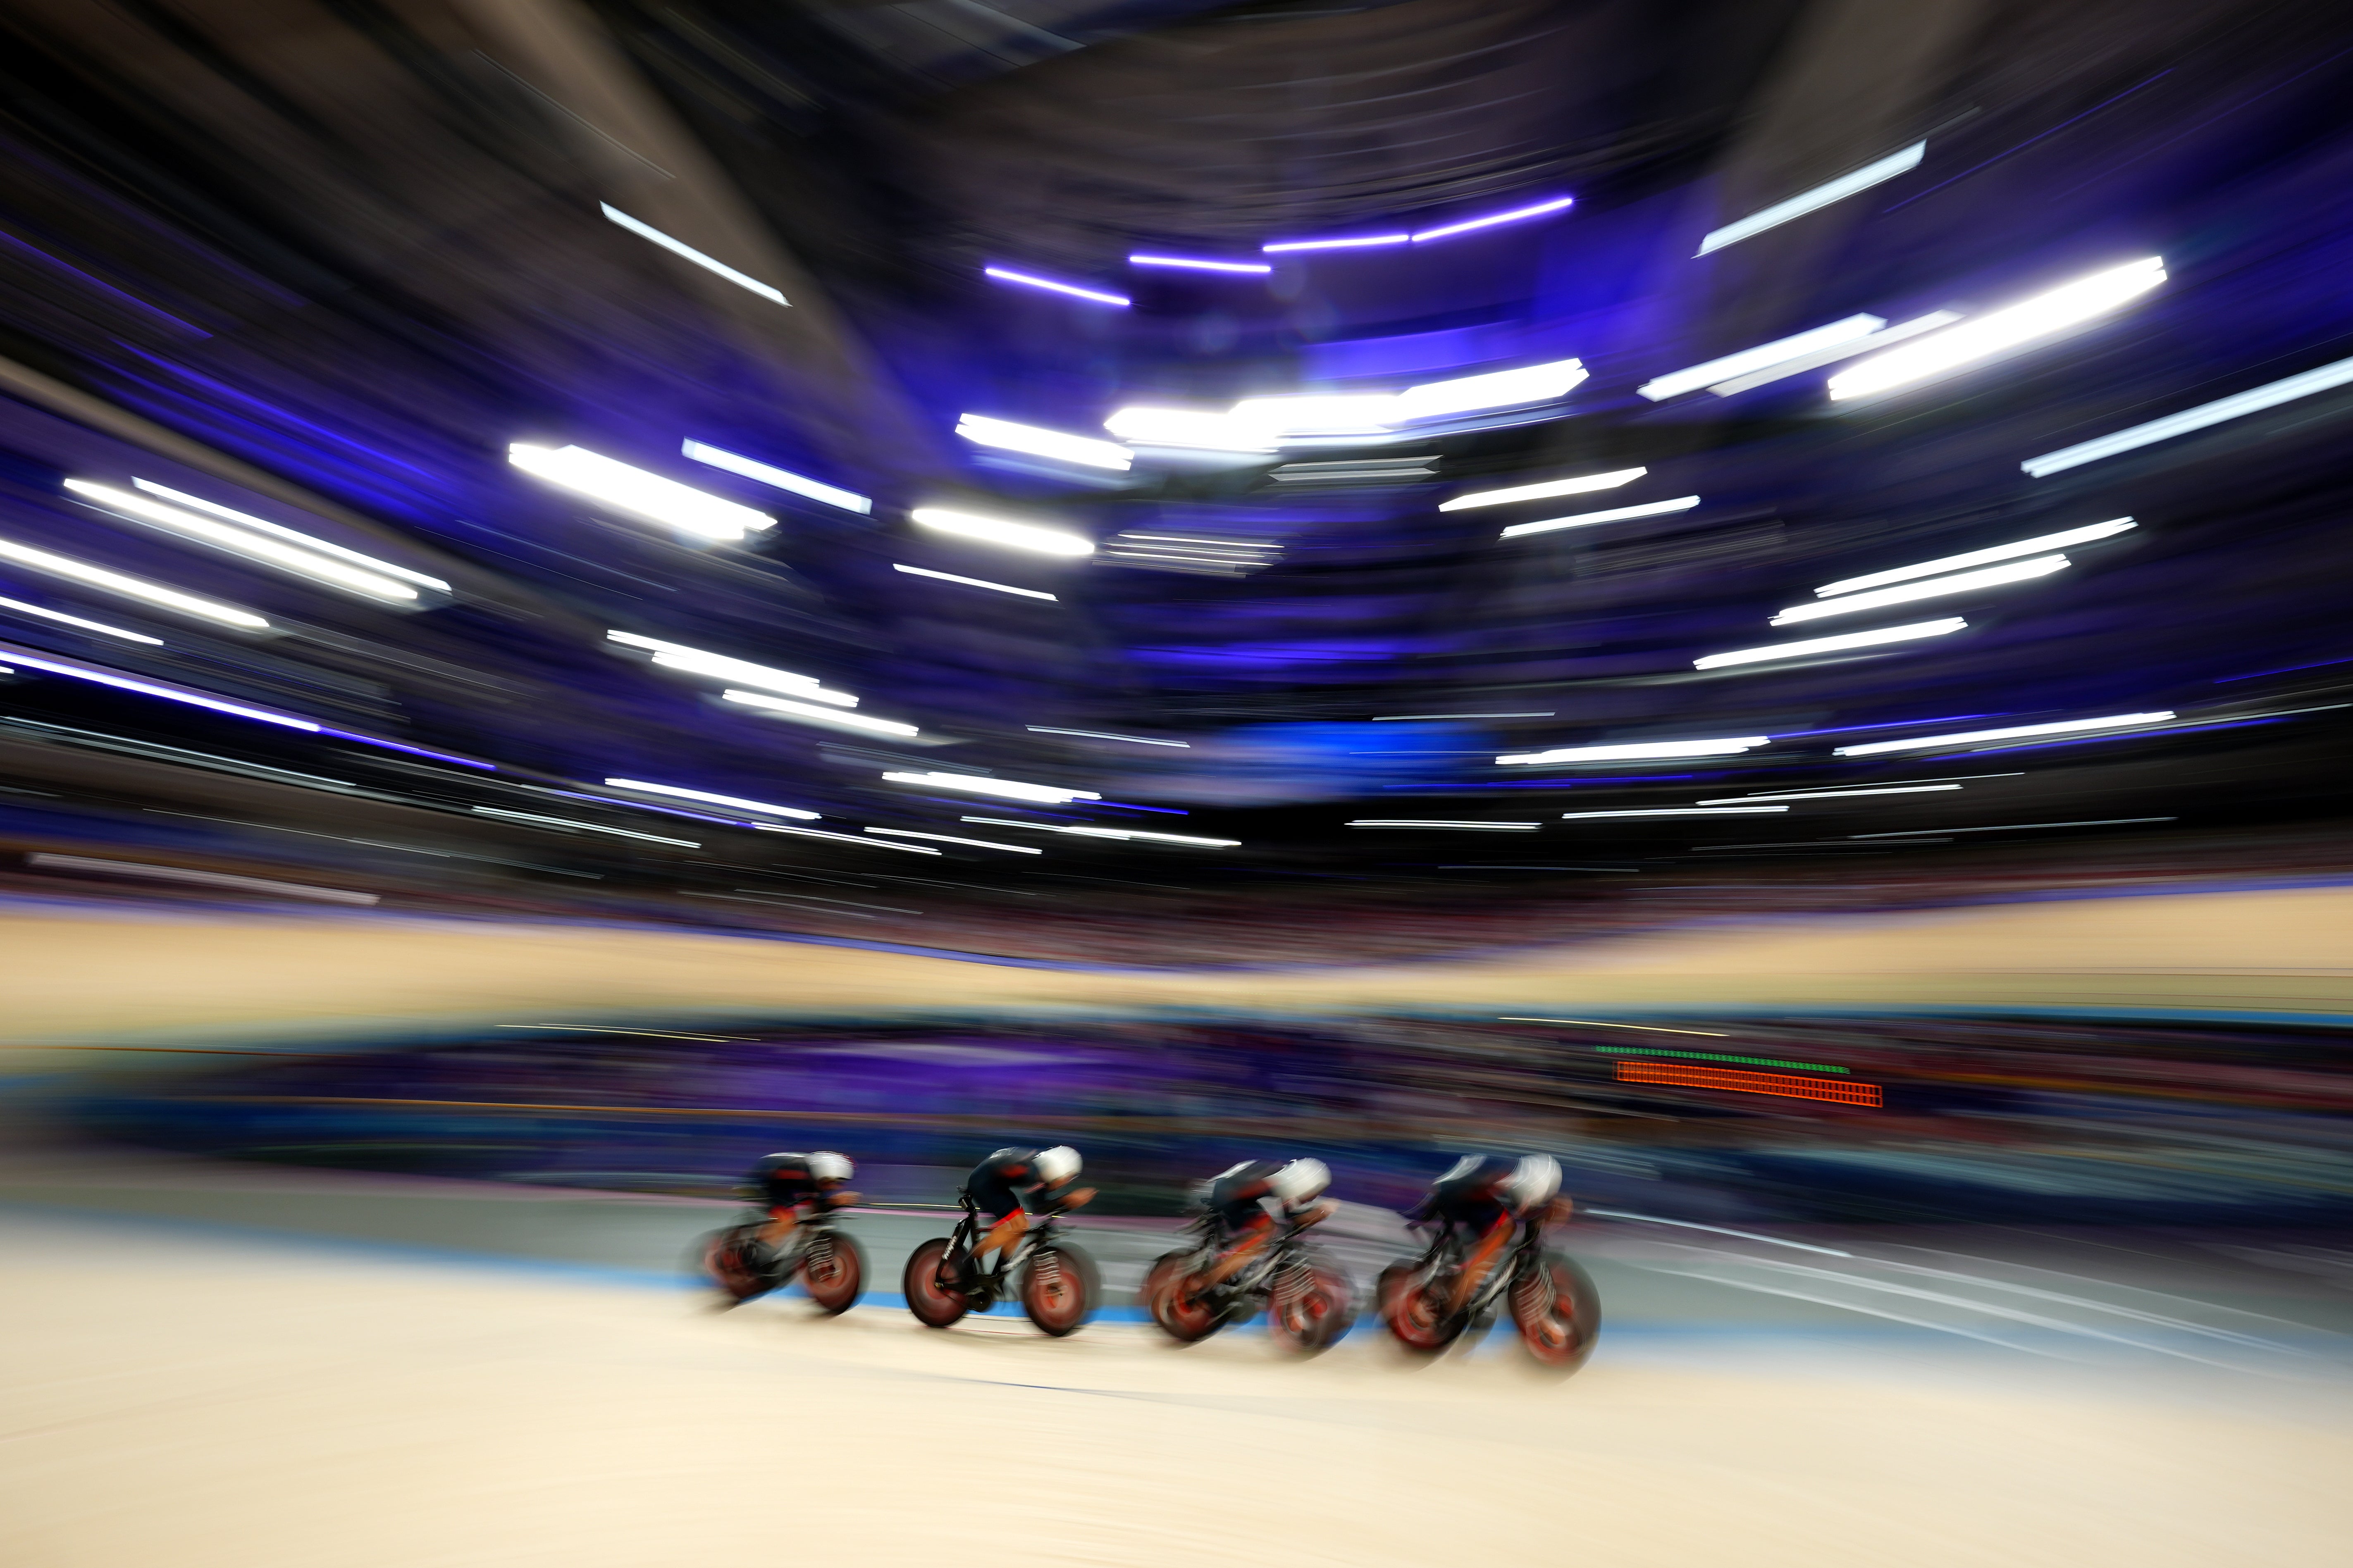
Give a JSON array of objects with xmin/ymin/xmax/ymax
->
[
  {"xmin": 948, "ymin": 1194, "xmax": 1068, "ymax": 1302},
  {"xmin": 1406, "ymin": 1209, "xmax": 1553, "ymax": 1320}
]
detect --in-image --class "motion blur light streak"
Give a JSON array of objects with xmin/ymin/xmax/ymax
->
[
  {"xmin": 909, "ymin": 507, "xmax": 1094, "ymax": 556},
  {"xmin": 1025, "ymin": 727, "xmax": 1188, "ymax": 746},
  {"xmin": 864, "ymin": 828, "xmax": 1040, "ymax": 852},
  {"xmin": 66, "ymin": 481, "xmax": 419, "ymax": 602},
  {"xmin": 1617, "ymin": 1060, "xmax": 1885, "ymax": 1106},
  {"xmin": 1836, "ymin": 712, "xmax": 2176, "ymax": 755},
  {"xmin": 600, "ymin": 779, "xmax": 820, "ymax": 820},
  {"xmin": 1102, "ymin": 407, "xmax": 1272, "ymax": 452},
  {"xmin": 507, "ymin": 445, "xmax": 775, "ymax": 541},
  {"xmin": 752, "ymin": 823, "xmax": 939, "ymax": 853},
  {"xmin": 0, "ymin": 641, "xmax": 318, "ymax": 730},
  {"xmin": 885, "ymin": 771, "xmax": 1099, "ymax": 803},
  {"xmin": 1699, "ymin": 785, "xmax": 1964, "ymax": 803},
  {"xmin": 469, "ymin": 808, "xmax": 699, "ymax": 846},
  {"xmin": 1557, "ymin": 806, "xmax": 1788, "ymax": 818},
  {"xmin": 1816, "ymin": 520, "xmax": 2135, "ymax": 596},
  {"xmin": 954, "ymin": 414, "xmax": 1134, "ymax": 471},
  {"xmin": 1500, "ymin": 736, "xmax": 1768, "ymax": 764},
  {"xmin": 1497, "ymin": 1017, "xmax": 1731, "ymax": 1036},
  {"xmin": 1694, "ymin": 618, "xmax": 1969, "ymax": 668},
  {"xmin": 0, "ymin": 594, "xmax": 162, "ymax": 644},
  {"xmin": 982, "ymin": 267, "xmax": 1130, "ymax": 307},
  {"xmin": 1127, "ymin": 254, "xmax": 1272, "ymax": 274},
  {"xmin": 0, "ymin": 532, "xmax": 268, "ymax": 629},
  {"xmin": 1828, "ymin": 257, "xmax": 2167, "ymax": 399},
  {"xmin": 723, "ymin": 690, "xmax": 918, "ymax": 736},
  {"xmin": 600, "ymin": 205, "xmax": 786, "ymax": 305},
  {"xmin": 1391, "ymin": 360, "xmax": 1587, "ymax": 421},
  {"xmin": 1260, "ymin": 232, "xmax": 1410, "ymax": 253},
  {"xmin": 680, "ymin": 442, "xmax": 870, "ymax": 514},
  {"xmin": 1409, "ymin": 193, "xmax": 1574, "ymax": 241},
  {"xmin": 1702, "ymin": 312, "xmax": 1965, "ymax": 396},
  {"xmin": 1372, "ymin": 711, "xmax": 1554, "ymax": 720},
  {"xmin": 957, "ymin": 815, "xmax": 1236, "ymax": 846},
  {"xmin": 1637, "ymin": 317, "xmax": 1886, "ymax": 400},
  {"xmin": 1696, "ymin": 142, "xmax": 1926, "ymax": 255},
  {"xmin": 893, "ymin": 565, "xmax": 1057, "ymax": 600},
  {"xmin": 24, "ymin": 853, "xmax": 377, "ymax": 904},
  {"xmin": 127, "ymin": 480, "xmax": 451, "ymax": 591},
  {"xmin": 1498, "ymin": 496, "xmax": 1701, "ymax": 539},
  {"xmin": 2021, "ymin": 351, "xmax": 2353, "ymax": 475},
  {"xmin": 1771, "ymin": 556, "xmax": 2070, "ymax": 624},
  {"xmin": 1593, "ymin": 1047, "xmax": 1849, "ymax": 1073},
  {"xmin": 1853, "ymin": 816, "xmax": 2178, "ymax": 837},
  {"xmin": 606, "ymin": 634, "xmax": 856, "ymax": 705},
  {"xmin": 1441, "ymin": 466, "xmax": 1645, "ymax": 511},
  {"xmin": 1344, "ymin": 820, "xmax": 1541, "ymax": 830}
]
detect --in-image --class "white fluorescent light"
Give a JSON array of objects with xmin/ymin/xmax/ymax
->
[
  {"xmin": 0, "ymin": 532, "xmax": 267, "ymax": 629},
  {"xmin": 893, "ymin": 564, "xmax": 1057, "ymax": 600},
  {"xmin": 1637, "ymin": 317, "xmax": 1886, "ymax": 401},
  {"xmin": 1441, "ymin": 467, "xmax": 1645, "ymax": 512},
  {"xmin": 680, "ymin": 441, "xmax": 869, "ymax": 514},
  {"xmin": 1346, "ymin": 820, "xmax": 1540, "ymax": 830},
  {"xmin": 128, "ymin": 480, "xmax": 450, "ymax": 591},
  {"xmin": 724, "ymin": 690, "xmax": 916, "ymax": 736},
  {"xmin": 0, "ymin": 594, "xmax": 162, "ymax": 645},
  {"xmin": 955, "ymin": 414, "xmax": 1133, "ymax": 472},
  {"xmin": 1411, "ymin": 195, "xmax": 1575, "ymax": 243},
  {"xmin": 601, "ymin": 204, "xmax": 786, "ymax": 305},
  {"xmin": 1817, "ymin": 520, "xmax": 2134, "ymax": 597},
  {"xmin": 751, "ymin": 823, "xmax": 938, "ymax": 853},
  {"xmin": 1828, "ymin": 257, "xmax": 2166, "ymax": 400},
  {"xmin": 472, "ymin": 806, "xmax": 700, "ymax": 846},
  {"xmin": 1103, "ymin": 406, "xmax": 1272, "ymax": 453},
  {"xmin": 983, "ymin": 267, "xmax": 1130, "ymax": 307},
  {"xmin": 606, "ymin": 632, "xmax": 854, "ymax": 705},
  {"xmin": 1228, "ymin": 394, "xmax": 1396, "ymax": 440},
  {"xmin": 65, "ymin": 481, "xmax": 417, "ymax": 602},
  {"xmin": 2022, "ymin": 352, "xmax": 2353, "ymax": 477},
  {"xmin": 1696, "ymin": 143, "xmax": 1925, "ymax": 256},
  {"xmin": 601, "ymin": 778, "xmax": 819, "ymax": 820},
  {"xmin": 0, "ymin": 642, "xmax": 317, "ymax": 729},
  {"xmin": 1499, "ymin": 736, "xmax": 1769, "ymax": 765},
  {"xmin": 1694, "ymin": 618, "xmax": 1967, "ymax": 669},
  {"xmin": 509, "ymin": 444, "xmax": 773, "ymax": 541},
  {"xmin": 1558, "ymin": 806, "xmax": 1788, "ymax": 819},
  {"xmin": 1371, "ymin": 712, "xmax": 1552, "ymax": 720},
  {"xmin": 1392, "ymin": 360, "xmax": 1587, "ymax": 422},
  {"xmin": 1704, "ymin": 312, "xmax": 1963, "ymax": 396},
  {"xmin": 1262, "ymin": 233, "xmax": 1410, "ymax": 254},
  {"xmin": 1129, "ymin": 254, "xmax": 1272, "ymax": 274},
  {"xmin": 885, "ymin": 771, "xmax": 1098, "ymax": 804},
  {"xmin": 1499, "ymin": 496, "xmax": 1701, "ymax": 539},
  {"xmin": 1772, "ymin": 558, "xmax": 2067, "ymax": 624},
  {"xmin": 865, "ymin": 828, "xmax": 1040, "ymax": 852},
  {"xmin": 26, "ymin": 853, "xmax": 377, "ymax": 904},
  {"xmin": 910, "ymin": 507, "xmax": 1093, "ymax": 557},
  {"xmin": 959, "ymin": 815, "xmax": 1235, "ymax": 847},
  {"xmin": 1835, "ymin": 712, "xmax": 2176, "ymax": 756},
  {"xmin": 1026, "ymin": 726, "xmax": 1189, "ymax": 747},
  {"xmin": 1699, "ymin": 785, "xmax": 1962, "ymax": 804}
]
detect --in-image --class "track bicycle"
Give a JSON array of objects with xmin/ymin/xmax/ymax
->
[
  {"xmin": 699, "ymin": 1193, "xmax": 867, "ymax": 1314},
  {"xmin": 902, "ymin": 1191, "xmax": 1102, "ymax": 1336},
  {"xmin": 1142, "ymin": 1201, "xmax": 1357, "ymax": 1354},
  {"xmin": 1378, "ymin": 1198, "xmax": 1599, "ymax": 1373}
]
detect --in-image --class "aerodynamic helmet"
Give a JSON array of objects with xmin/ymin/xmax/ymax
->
[
  {"xmin": 1033, "ymin": 1145, "xmax": 1081, "ymax": 1186},
  {"xmin": 1267, "ymin": 1158, "xmax": 1330, "ymax": 1205},
  {"xmin": 807, "ymin": 1151, "xmax": 853, "ymax": 1183},
  {"xmin": 1504, "ymin": 1154, "xmax": 1561, "ymax": 1211}
]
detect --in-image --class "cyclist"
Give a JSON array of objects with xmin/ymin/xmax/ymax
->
[
  {"xmin": 1409, "ymin": 1153, "xmax": 1562, "ymax": 1312},
  {"xmin": 960, "ymin": 1145, "xmax": 1091, "ymax": 1275},
  {"xmin": 1191, "ymin": 1157, "xmax": 1333, "ymax": 1288},
  {"xmin": 748, "ymin": 1150, "xmax": 857, "ymax": 1248}
]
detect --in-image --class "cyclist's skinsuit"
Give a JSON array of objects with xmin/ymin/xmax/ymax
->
[
  {"xmin": 1204, "ymin": 1159, "xmax": 1289, "ymax": 1236},
  {"xmin": 964, "ymin": 1147, "xmax": 1074, "ymax": 1223},
  {"xmin": 1413, "ymin": 1154, "xmax": 1519, "ymax": 1236},
  {"xmin": 749, "ymin": 1153, "xmax": 827, "ymax": 1216}
]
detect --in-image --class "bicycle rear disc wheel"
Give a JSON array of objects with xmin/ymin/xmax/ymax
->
[
  {"xmin": 1387, "ymin": 1277, "xmax": 1466, "ymax": 1354},
  {"xmin": 700, "ymin": 1225, "xmax": 773, "ymax": 1305},
  {"xmin": 1511, "ymin": 1251, "xmax": 1601, "ymax": 1375},
  {"xmin": 1142, "ymin": 1249, "xmax": 1221, "ymax": 1344},
  {"xmin": 902, "ymin": 1237, "xmax": 968, "ymax": 1328},
  {"xmin": 800, "ymin": 1231, "xmax": 866, "ymax": 1315},
  {"xmin": 1021, "ymin": 1242, "xmax": 1098, "ymax": 1337}
]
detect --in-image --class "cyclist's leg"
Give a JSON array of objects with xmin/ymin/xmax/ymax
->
[
  {"xmin": 971, "ymin": 1208, "xmax": 1028, "ymax": 1266},
  {"xmin": 1199, "ymin": 1213, "xmax": 1273, "ymax": 1286},
  {"xmin": 757, "ymin": 1202, "xmax": 802, "ymax": 1249},
  {"xmin": 1449, "ymin": 1211, "xmax": 1515, "ymax": 1311}
]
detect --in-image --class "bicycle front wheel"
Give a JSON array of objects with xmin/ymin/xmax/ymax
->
[
  {"xmin": 1267, "ymin": 1260, "xmax": 1356, "ymax": 1356},
  {"xmin": 799, "ymin": 1231, "xmax": 866, "ymax": 1315},
  {"xmin": 1021, "ymin": 1242, "xmax": 1099, "ymax": 1337},
  {"xmin": 1511, "ymin": 1251, "xmax": 1601, "ymax": 1375}
]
